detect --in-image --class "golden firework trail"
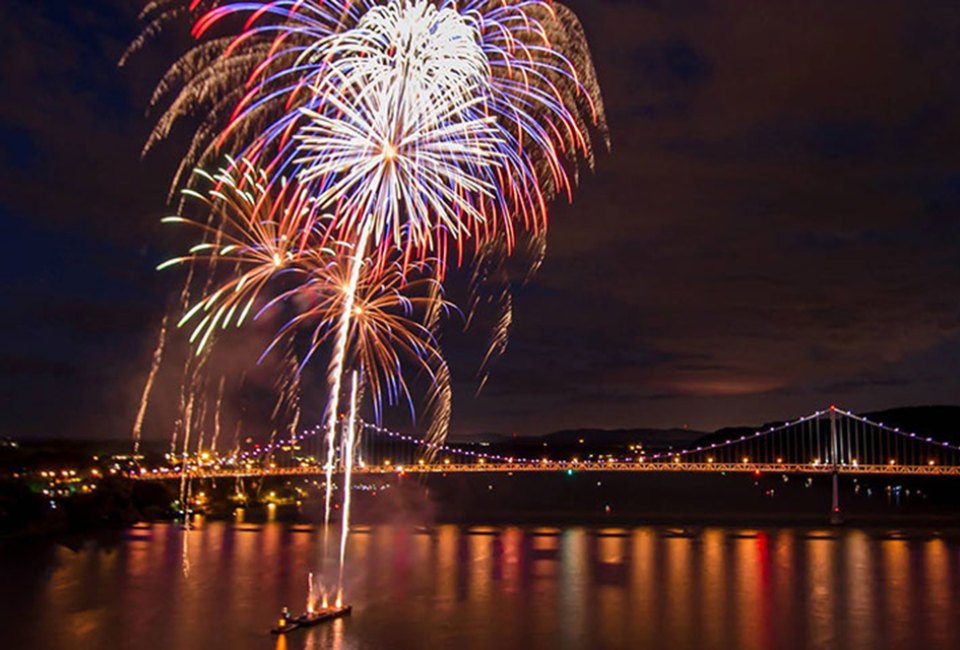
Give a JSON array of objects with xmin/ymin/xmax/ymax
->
[{"xmin": 132, "ymin": 314, "xmax": 169, "ymax": 455}]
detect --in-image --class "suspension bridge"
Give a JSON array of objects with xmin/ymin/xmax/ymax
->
[
  {"xmin": 138, "ymin": 406, "xmax": 960, "ymax": 479},
  {"xmin": 135, "ymin": 406, "xmax": 960, "ymax": 523}
]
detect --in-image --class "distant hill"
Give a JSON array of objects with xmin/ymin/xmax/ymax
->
[
  {"xmin": 460, "ymin": 405, "xmax": 960, "ymax": 455},
  {"xmin": 450, "ymin": 426, "xmax": 710, "ymax": 456},
  {"xmin": 448, "ymin": 426, "xmax": 709, "ymax": 456},
  {"xmin": 541, "ymin": 427, "xmax": 707, "ymax": 449},
  {"xmin": 861, "ymin": 405, "xmax": 960, "ymax": 444}
]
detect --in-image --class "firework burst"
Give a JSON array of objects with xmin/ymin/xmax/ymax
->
[
  {"xmin": 158, "ymin": 158, "xmax": 333, "ymax": 353},
  {"xmin": 265, "ymin": 252, "xmax": 455, "ymax": 437},
  {"xmin": 134, "ymin": 0, "xmax": 606, "ymax": 603},
  {"xmin": 134, "ymin": 1, "xmax": 607, "ymax": 259}
]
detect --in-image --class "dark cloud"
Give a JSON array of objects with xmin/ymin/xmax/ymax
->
[{"xmin": 2, "ymin": 0, "xmax": 960, "ymax": 441}]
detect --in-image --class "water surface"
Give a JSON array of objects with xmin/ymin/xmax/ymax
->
[{"xmin": 2, "ymin": 521, "xmax": 959, "ymax": 650}]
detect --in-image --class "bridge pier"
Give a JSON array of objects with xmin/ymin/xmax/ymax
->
[
  {"xmin": 829, "ymin": 407, "xmax": 844, "ymax": 525},
  {"xmin": 830, "ymin": 470, "xmax": 843, "ymax": 525}
]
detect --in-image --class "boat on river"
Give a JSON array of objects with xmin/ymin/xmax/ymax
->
[{"xmin": 270, "ymin": 605, "xmax": 352, "ymax": 634}]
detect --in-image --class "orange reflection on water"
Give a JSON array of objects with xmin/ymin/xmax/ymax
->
[
  {"xmin": 500, "ymin": 526, "xmax": 521, "ymax": 594},
  {"xmin": 882, "ymin": 537, "xmax": 910, "ymax": 650},
  {"xmin": 663, "ymin": 534, "xmax": 693, "ymax": 650},
  {"xmin": 629, "ymin": 527, "xmax": 657, "ymax": 647},
  {"xmin": 560, "ymin": 528, "xmax": 588, "ymax": 646},
  {"xmin": 700, "ymin": 529, "xmax": 728, "ymax": 648},
  {"xmin": 923, "ymin": 539, "xmax": 951, "ymax": 645},
  {"xmin": 593, "ymin": 530, "xmax": 629, "ymax": 649},
  {"xmin": 733, "ymin": 531, "xmax": 761, "ymax": 650},
  {"xmin": 806, "ymin": 530, "xmax": 838, "ymax": 649},
  {"xmin": 435, "ymin": 525, "xmax": 457, "ymax": 610},
  {"xmin": 844, "ymin": 530, "xmax": 875, "ymax": 649}
]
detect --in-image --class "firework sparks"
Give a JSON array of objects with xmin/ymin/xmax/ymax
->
[
  {"xmin": 132, "ymin": 314, "xmax": 169, "ymax": 455},
  {"xmin": 336, "ymin": 369, "xmax": 360, "ymax": 604},
  {"xmin": 266, "ymin": 253, "xmax": 453, "ymax": 427},
  {"xmin": 262, "ymin": 248, "xmax": 455, "ymax": 524},
  {"xmin": 159, "ymin": 158, "xmax": 332, "ymax": 353},
  {"xmin": 137, "ymin": 1, "xmax": 606, "ymax": 259},
  {"xmin": 134, "ymin": 0, "xmax": 607, "ymax": 608},
  {"xmin": 210, "ymin": 375, "xmax": 225, "ymax": 451}
]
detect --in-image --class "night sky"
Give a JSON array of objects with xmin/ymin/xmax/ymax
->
[{"xmin": 3, "ymin": 0, "xmax": 960, "ymax": 442}]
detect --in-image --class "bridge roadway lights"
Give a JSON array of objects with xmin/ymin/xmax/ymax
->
[{"xmin": 133, "ymin": 462, "xmax": 960, "ymax": 480}]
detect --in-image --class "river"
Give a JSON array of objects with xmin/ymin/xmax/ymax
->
[{"xmin": 2, "ymin": 520, "xmax": 959, "ymax": 650}]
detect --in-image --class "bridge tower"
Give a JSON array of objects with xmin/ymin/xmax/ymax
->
[{"xmin": 829, "ymin": 406, "xmax": 843, "ymax": 525}]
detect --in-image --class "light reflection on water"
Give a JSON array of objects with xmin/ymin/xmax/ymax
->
[{"xmin": 1, "ymin": 522, "xmax": 959, "ymax": 650}]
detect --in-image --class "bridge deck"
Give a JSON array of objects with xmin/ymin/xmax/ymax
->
[{"xmin": 134, "ymin": 461, "xmax": 960, "ymax": 480}]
